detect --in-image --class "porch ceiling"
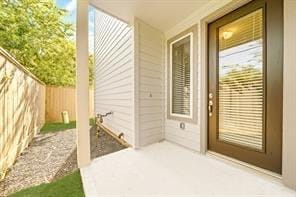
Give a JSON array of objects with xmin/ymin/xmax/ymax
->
[{"xmin": 90, "ymin": 0, "xmax": 211, "ymax": 32}]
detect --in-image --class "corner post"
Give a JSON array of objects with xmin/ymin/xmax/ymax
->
[
  {"xmin": 282, "ymin": 0, "xmax": 296, "ymax": 190},
  {"xmin": 76, "ymin": 0, "xmax": 91, "ymax": 167}
]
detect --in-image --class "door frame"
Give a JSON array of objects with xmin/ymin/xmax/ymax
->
[
  {"xmin": 207, "ymin": 0, "xmax": 283, "ymax": 174},
  {"xmin": 200, "ymin": 0, "xmax": 283, "ymax": 168}
]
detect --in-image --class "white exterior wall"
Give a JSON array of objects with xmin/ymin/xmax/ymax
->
[
  {"xmin": 165, "ymin": 120, "xmax": 200, "ymax": 151},
  {"xmin": 164, "ymin": 46, "xmax": 200, "ymax": 151},
  {"xmin": 94, "ymin": 10, "xmax": 134, "ymax": 144},
  {"xmin": 164, "ymin": 0, "xmax": 235, "ymax": 152},
  {"xmin": 135, "ymin": 19, "xmax": 165, "ymax": 147}
]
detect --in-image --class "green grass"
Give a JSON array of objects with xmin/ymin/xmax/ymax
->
[
  {"xmin": 40, "ymin": 118, "xmax": 95, "ymax": 134},
  {"xmin": 10, "ymin": 170, "xmax": 84, "ymax": 197},
  {"xmin": 40, "ymin": 121, "xmax": 77, "ymax": 134}
]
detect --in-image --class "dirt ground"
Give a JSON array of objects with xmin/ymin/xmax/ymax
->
[
  {"xmin": 90, "ymin": 126, "xmax": 127, "ymax": 160},
  {"xmin": 0, "ymin": 126, "xmax": 126, "ymax": 196},
  {"xmin": 53, "ymin": 127, "xmax": 126, "ymax": 181}
]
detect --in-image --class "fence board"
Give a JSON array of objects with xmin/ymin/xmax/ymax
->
[
  {"xmin": 45, "ymin": 86, "xmax": 94, "ymax": 122},
  {"xmin": 0, "ymin": 47, "xmax": 45, "ymax": 179}
]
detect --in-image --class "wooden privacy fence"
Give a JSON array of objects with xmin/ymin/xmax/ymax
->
[
  {"xmin": 45, "ymin": 86, "xmax": 94, "ymax": 122},
  {"xmin": 0, "ymin": 47, "xmax": 45, "ymax": 179}
]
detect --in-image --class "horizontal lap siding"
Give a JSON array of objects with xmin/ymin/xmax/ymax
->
[
  {"xmin": 137, "ymin": 20, "xmax": 165, "ymax": 146},
  {"xmin": 165, "ymin": 119, "xmax": 200, "ymax": 151},
  {"xmin": 94, "ymin": 11, "xmax": 133, "ymax": 144},
  {"xmin": 164, "ymin": 80, "xmax": 200, "ymax": 151}
]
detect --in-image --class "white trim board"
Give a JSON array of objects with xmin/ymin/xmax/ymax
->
[{"xmin": 169, "ymin": 32, "xmax": 194, "ymax": 120}]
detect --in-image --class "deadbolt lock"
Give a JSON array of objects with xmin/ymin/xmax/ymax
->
[{"xmin": 209, "ymin": 93, "xmax": 213, "ymax": 99}]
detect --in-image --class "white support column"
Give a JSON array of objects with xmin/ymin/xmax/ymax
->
[
  {"xmin": 132, "ymin": 19, "xmax": 140, "ymax": 149},
  {"xmin": 76, "ymin": 0, "xmax": 91, "ymax": 167},
  {"xmin": 282, "ymin": 0, "xmax": 296, "ymax": 190}
]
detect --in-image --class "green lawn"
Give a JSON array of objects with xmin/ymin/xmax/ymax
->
[
  {"xmin": 10, "ymin": 170, "xmax": 84, "ymax": 197},
  {"xmin": 40, "ymin": 118, "xmax": 95, "ymax": 134}
]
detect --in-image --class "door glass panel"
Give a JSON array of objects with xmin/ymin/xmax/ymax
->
[{"xmin": 218, "ymin": 9, "xmax": 263, "ymax": 150}]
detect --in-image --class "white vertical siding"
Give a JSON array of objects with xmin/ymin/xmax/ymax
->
[
  {"xmin": 135, "ymin": 19, "xmax": 165, "ymax": 146},
  {"xmin": 94, "ymin": 10, "xmax": 134, "ymax": 144}
]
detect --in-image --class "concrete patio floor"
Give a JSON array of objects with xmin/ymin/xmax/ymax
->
[{"xmin": 81, "ymin": 141, "xmax": 296, "ymax": 196}]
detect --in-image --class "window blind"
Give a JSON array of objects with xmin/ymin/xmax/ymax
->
[
  {"xmin": 218, "ymin": 9, "xmax": 264, "ymax": 150},
  {"xmin": 171, "ymin": 36, "xmax": 191, "ymax": 116}
]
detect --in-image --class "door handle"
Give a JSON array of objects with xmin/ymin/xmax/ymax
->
[
  {"xmin": 208, "ymin": 100, "xmax": 213, "ymax": 117},
  {"xmin": 208, "ymin": 93, "xmax": 213, "ymax": 117}
]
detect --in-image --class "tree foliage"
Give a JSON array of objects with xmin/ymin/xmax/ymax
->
[
  {"xmin": 0, "ymin": 0, "xmax": 93, "ymax": 86},
  {"xmin": 220, "ymin": 65, "xmax": 262, "ymax": 93}
]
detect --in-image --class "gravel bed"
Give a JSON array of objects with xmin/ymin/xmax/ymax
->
[
  {"xmin": 0, "ymin": 126, "xmax": 126, "ymax": 196},
  {"xmin": 52, "ymin": 147, "xmax": 78, "ymax": 181},
  {"xmin": 0, "ymin": 129, "xmax": 76, "ymax": 196}
]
